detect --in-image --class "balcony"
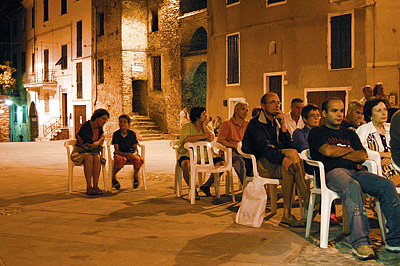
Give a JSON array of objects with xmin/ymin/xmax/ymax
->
[{"xmin": 23, "ymin": 70, "xmax": 58, "ymax": 94}]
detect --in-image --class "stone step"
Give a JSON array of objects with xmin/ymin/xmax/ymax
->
[{"xmin": 130, "ymin": 114, "xmax": 165, "ymax": 140}]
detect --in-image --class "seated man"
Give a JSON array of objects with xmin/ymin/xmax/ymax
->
[
  {"xmin": 309, "ymin": 97, "xmax": 400, "ymax": 260},
  {"xmin": 391, "ymin": 109, "xmax": 400, "ymax": 170},
  {"xmin": 177, "ymin": 106, "xmax": 225, "ymax": 199},
  {"xmin": 341, "ymin": 100, "xmax": 364, "ymax": 131},
  {"xmin": 284, "ymin": 97, "xmax": 304, "ymax": 137},
  {"xmin": 111, "ymin": 115, "xmax": 144, "ymax": 189},
  {"xmin": 242, "ymin": 92, "xmax": 310, "ymax": 227},
  {"xmin": 217, "ymin": 101, "xmax": 249, "ymax": 184}
]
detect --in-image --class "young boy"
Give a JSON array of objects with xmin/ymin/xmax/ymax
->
[{"xmin": 111, "ymin": 115, "xmax": 144, "ymax": 189}]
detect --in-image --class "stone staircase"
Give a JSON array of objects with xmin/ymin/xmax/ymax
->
[{"xmin": 130, "ymin": 114, "xmax": 165, "ymax": 141}]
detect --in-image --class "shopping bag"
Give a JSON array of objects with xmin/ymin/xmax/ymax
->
[{"xmin": 235, "ymin": 176, "xmax": 268, "ymax": 227}]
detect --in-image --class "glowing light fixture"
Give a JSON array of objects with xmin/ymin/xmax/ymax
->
[{"xmin": 5, "ymin": 100, "xmax": 13, "ymax": 106}]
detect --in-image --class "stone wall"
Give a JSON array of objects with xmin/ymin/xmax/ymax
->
[{"xmin": 0, "ymin": 97, "xmax": 9, "ymax": 142}]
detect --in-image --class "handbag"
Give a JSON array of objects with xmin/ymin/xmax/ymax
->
[{"xmin": 235, "ymin": 176, "xmax": 268, "ymax": 227}]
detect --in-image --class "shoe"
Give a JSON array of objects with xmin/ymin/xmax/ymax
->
[
  {"xmin": 86, "ymin": 187, "xmax": 96, "ymax": 195},
  {"xmin": 200, "ymin": 185, "xmax": 211, "ymax": 197},
  {"xmin": 280, "ymin": 214, "xmax": 305, "ymax": 228},
  {"xmin": 195, "ymin": 190, "xmax": 200, "ymax": 200},
  {"xmin": 93, "ymin": 187, "xmax": 103, "ymax": 195},
  {"xmin": 352, "ymin": 245, "xmax": 375, "ymax": 260},
  {"xmin": 386, "ymin": 244, "xmax": 400, "ymax": 253},
  {"xmin": 133, "ymin": 176, "xmax": 139, "ymax": 189},
  {"xmin": 112, "ymin": 179, "xmax": 121, "ymax": 190},
  {"xmin": 330, "ymin": 213, "xmax": 340, "ymax": 225}
]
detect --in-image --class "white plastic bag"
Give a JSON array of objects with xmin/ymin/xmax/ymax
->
[{"xmin": 235, "ymin": 176, "xmax": 268, "ymax": 227}]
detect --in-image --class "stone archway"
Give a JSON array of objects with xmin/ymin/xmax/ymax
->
[{"xmin": 182, "ymin": 61, "xmax": 207, "ymax": 108}]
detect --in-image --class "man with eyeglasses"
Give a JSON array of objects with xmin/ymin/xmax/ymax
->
[{"xmin": 242, "ymin": 92, "xmax": 310, "ymax": 227}]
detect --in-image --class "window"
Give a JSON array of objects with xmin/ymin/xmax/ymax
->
[
  {"xmin": 267, "ymin": 0, "xmax": 286, "ymax": 5},
  {"xmin": 76, "ymin": 21, "xmax": 82, "ymax": 57},
  {"xmin": 76, "ymin": 63, "xmax": 82, "ymax": 98},
  {"xmin": 12, "ymin": 54, "xmax": 17, "ymax": 69},
  {"xmin": 55, "ymin": 45, "xmax": 67, "ymax": 69},
  {"xmin": 31, "ymin": 7, "xmax": 35, "ymax": 28},
  {"xmin": 32, "ymin": 53, "xmax": 35, "ymax": 72},
  {"xmin": 329, "ymin": 13, "xmax": 352, "ymax": 69},
  {"xmin": 22, "ymin": 106, "xmax": 27, "ymax": 123},
  {"xmin": 61, "ymin": 0, "xmax": 67, "ymax": 15},
  {"xmin": 98, "ymin": 59, "xmax": 104, "ymax": 84},
  {"xmin": 227, "ymin": 34, "xmax": 239, "ymax": 84},
  {"xmin": 43, "ymin": 0, "xmax": 49, "ymax": 22},
  {"xmin": 227, "ymin": 0, "xmax": 239, "ymax": 5},
  {"xmin": 44, "ymin": 49, "xmax": 49, "ymax": 81},
  {"xmin": 152, "ymin": 56, "xmax": 161, "ymax": 91},
  {"xmin": 14, "ymin": 106, "xmax": 17, "ymax": 123},
  {"xmin": 21, "ymin": 52, "xmax": 26, "ymax": 73},
  {"xmin": 151, "ymin": 10, "xmax": 159, "ymax": 32},
  {"xmin": 98, "ymin": 13, "xmax": 104, "ymax": 36}
]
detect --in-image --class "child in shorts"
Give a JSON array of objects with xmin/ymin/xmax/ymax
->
[{"xmin": 111, "ymin": 114, "xmax": 144, "ymax": 189}]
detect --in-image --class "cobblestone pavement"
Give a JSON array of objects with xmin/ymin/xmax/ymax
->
[{"xmin": 0, "ymin": 140, "xmax": 399, "ymax": 265}]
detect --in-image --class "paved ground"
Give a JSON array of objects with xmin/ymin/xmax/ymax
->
[{"xmin": 0, "ymin": 140, "xmax": 399, "ymax": 266}]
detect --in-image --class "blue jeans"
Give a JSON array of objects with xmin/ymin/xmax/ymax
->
[{"xmin": 326, "ymin": 168, "xmax": 400, "ymax": 248}]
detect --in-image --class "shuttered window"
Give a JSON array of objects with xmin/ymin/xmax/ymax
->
[
  {"xmin": 227, "ymin": 34, "xmax": 239, "ymax": 84},
  {"xmin": 330, "ymin": 14, "xmax": 352, "ymax": 69},
  {"xmin": 76, "ymin": 63, "xmax": 83, "ymax": 99},
  {"xmin": 153, "ymin": 56, "xmax": 161, "ymax": 91}
]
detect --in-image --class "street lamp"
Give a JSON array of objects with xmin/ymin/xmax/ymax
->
[{"xmin": 5, "ymin": 99, "xmax": 13, "ymax": 106}]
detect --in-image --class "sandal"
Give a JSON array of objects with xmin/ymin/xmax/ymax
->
[
  {"xmin": 93, "ymin": 187, "xmax": 103, "ymax": 195},
  {"xmin": 280, "ymin": 214, "xmax": 305, "ymax": 227},
  {"xmin": 86, "ymin": 187, "xmax": 96, "ymax": 195}
]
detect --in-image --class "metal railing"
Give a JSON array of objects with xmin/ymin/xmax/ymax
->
[
  {"xmin": 43, "ymin": 116, "xmax": 62, "ymax": 138},
  {"xmin": 23, "ymin": 70, "xmax": 57, "ymax": 84}
]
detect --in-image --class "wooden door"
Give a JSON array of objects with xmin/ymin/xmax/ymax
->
[
  {"xmin": 307, "ymin": 90, "xmax": 347, "ymax": 125},
  {"xmin": 62, "ymin": 93, "xmax": 68, "ymax": 127},
  {"xmin": 74, "ymin": 105, "xmax": 86, "ymax": 137}
]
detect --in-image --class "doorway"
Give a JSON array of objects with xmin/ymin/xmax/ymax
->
[
  {"xmin": 74, "ymin": 105, "xmax": 86, "ymax": 137},
  {"xmin": 132, "ymin": 80, "xmax": 147, "ymax": 115},
  {"xmin": 62, "ymin": 93, "xmax": 68, "ymax": 126}
]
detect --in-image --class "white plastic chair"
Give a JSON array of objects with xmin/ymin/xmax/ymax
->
[
  {"xmin": 300, "ymin": 149, "xmax": 386, "ymax": 248},
  {"xmin": 237, "ymin": 141, "xmax": 280, "ymax": 213},
  {"xmin": 170, "ymin": 139, "xmax": 206, "ymax": 197},
  {"xmin": 106, "ymin": 142, "xmax": 146, "ymax": 190},
  {"xmin": 184, "ymin": 141, "xmax": 235, "ymax": 204},
  {"xmin": 64, "ymin": 139, "xmax": 108, "ymax": 193}
]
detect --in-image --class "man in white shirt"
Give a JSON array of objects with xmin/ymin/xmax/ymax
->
[
  {"xmin": 284, "ymin": 98, "xmax": 304, "ymax": 137},
  {"xmin": 179, "ymin": 106, "xmax": 190, "ymax": 127},
  {"xmin": 360, "ymin": 85, "xmax": 373, "ymax": 105}
]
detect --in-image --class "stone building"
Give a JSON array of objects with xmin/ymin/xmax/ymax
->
[
  {"xmin": 0, "ymin": 97, "xmax": 10, "ymax": 142},
  {"xmin": 207, "ymin": 0, "xmax": 400, "ymax": 120},
  {"xmin": 94, "ymin": 0, "xmax": 207, "ymax": 135}
]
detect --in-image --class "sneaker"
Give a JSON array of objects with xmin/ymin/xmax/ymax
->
[
  {"xmin": 133, "ymin": 176, "xmax": 139, "ymax": 189},
  {"xmin": 112, "ymin": 179, "xmax": 121, "ymax": 190},
  {"xmin": 330, "ymin": 213, "xmax": 340, "ymax": 225},
  {"xmin": 352, "ymin": 245, "xmax": 375, "ymax": 260},
  {"xmin": 386, "ymin": 244, "xmax": 400, "ymax": 253},
  {"xmin": 279, "ymin": 214, "xmax": 305, "ymax": 228},
  {"xmin": 200, "ymin": 185, "xmax": 212, "ymax": 197}
]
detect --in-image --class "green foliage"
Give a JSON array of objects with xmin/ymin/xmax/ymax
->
[{"xmin": 0, "ymin": 63, "xmax": 16, "ymax": 95}]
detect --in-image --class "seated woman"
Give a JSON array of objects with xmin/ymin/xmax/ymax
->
[
  {"xmin": 71, "ymin": 108, "xmax": 109, "ymax": 195},
  {"xmin": 177, "ymin": 106, "xmax": 225, "ymax": 199},
  {"xmin": 356, "ymin": 99, "xmax": 400, "ymax": 186},
  {"xmin": 111, "ymin": 114, "xmax": 144, "ymax": 189}
]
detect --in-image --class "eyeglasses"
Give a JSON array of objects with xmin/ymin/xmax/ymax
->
[
  {"xmin": 308, "ymin": 114, "xmax": 321, "ymax": 119},
  {"xmin": 264, "ymin": 101, "xmax": 281, "ymax": 105}
]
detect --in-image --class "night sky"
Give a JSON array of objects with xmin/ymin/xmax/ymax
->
[{"xmin": 0, "ymin": 0, "xmax": 22, "ymax": 63}]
